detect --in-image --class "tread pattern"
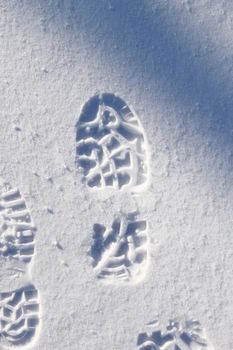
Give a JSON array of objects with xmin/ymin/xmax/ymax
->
[
  {"xmin": 137, "ymin": 319, "xmax": 214, "ymax": 350},
  {"xmin": 0, "ymin": 185, "xmax": 36, "ymax": 263},
  {"xmin": 76, "ymin": 93, "xmax": 148, "ymax": 191},
  {"xmin": 91, "ymin": 213, "xmax": 148, "ymax": 283},
  {"xmin": 0, "ymin": 285, "xmax": 39, "ymax": 347},
  {"xmin": 0, "ymin": 179, "xmax": 40, "ymax": 348}
]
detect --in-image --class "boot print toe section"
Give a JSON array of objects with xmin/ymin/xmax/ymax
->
[
  {"xmin": 0, "ymin": 285, "xmax": 40, "ymax": 348},
  {"xmin": 76, "ymin": 93, "xmax": 149, "ymax": 192}
]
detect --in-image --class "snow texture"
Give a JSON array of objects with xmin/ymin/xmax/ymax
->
[{"xmin": 0, "ymin": 0, "xmax": 232, "ymax": 349}]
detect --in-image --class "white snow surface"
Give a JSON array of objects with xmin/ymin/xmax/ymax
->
[{"xmin": 0, "ymin": 0, "xmax": 232, "ymax": 349}]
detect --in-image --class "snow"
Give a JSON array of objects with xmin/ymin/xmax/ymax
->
[{"xmin": 0, "ymin": 0, "xmax": 232, "ymax": 349}]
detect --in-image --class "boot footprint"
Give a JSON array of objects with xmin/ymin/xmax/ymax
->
[{"xmin": 0, "ymin": 179, "xmax": 40, "ymax": 348}]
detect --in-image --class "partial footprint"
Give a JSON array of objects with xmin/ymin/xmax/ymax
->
[
  {"xmin": 76, "ymin": 93, "xmax": 149, "ymax": 191},
  {"xmin": 0, "ymin": 179, "xmax": 40, "ymax": 348},
  {"xmin": 0, "ymin": 284, "xmax": 40, "ymax": 348},
  {"xmin": 90, "ymin": 213, "xmax": 148, "ymax": 283},
  {"xmin": 137, "ymin": 319, "xmax": 214, "ymax": 350},
  {"xmin": 0, "ymin": 185, "xmax": 36, "ymax": 263}
]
